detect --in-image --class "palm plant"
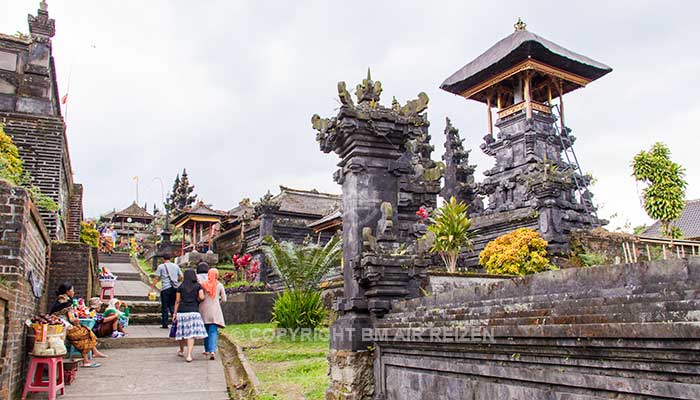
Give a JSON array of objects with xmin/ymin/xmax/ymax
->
[
  {"xmin": 426, "ymin": 196, "xmax": 476, "ymax": 273},
  {"xmin": 263, "ymin": 235, "xmax": 341, "ymax": 330},
  {"xmin": 263, "ymin": 234, "xmax": 342, "ymax": 291}
]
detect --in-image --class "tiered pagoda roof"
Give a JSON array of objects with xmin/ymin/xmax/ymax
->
[
  {"xmin": 440, "ymin": 20, "xmax": 612, "ymax": 103},
  {"xmin": 171, "ymin": 201, "xmax": 226, "ymax": 228}
]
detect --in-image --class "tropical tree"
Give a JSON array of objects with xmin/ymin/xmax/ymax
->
[
  {"xmin": 632, "ymin": 142, "xmax": 687, "ymax": 238},
  {"xmin": 263, "ymin": 235, "xmax": 341, "ymax": 330},
  {"xmin": 426, "ymin": 196, "xmax": 476, "ymax": 273}
]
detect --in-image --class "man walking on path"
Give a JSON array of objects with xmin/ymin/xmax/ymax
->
[{"xmin": 150, "ymin": 254, "xmax": 183, "ymax": 328}]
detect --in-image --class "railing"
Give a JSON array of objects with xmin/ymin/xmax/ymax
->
[{"xmin": 497, "ymin": 101, "xmax": 551, "ymax": 119}]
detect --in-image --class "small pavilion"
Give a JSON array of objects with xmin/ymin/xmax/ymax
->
[
  {"xmin": 104, "ymin": 202, "xmax": 155, "ymax": 237},
  {"xmin": 171, "ymin": 201, "xmax": 225, "ymax": 254}
]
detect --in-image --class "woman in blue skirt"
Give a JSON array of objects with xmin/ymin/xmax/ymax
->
[{"xmin": 173, "ymin": 269, "xmax": 208, "ymax": 362}]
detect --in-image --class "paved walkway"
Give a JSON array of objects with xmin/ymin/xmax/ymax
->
[
  {"xmin": 101, "ymin": 261, "xmax": 152, "ymax": 299},
  {"xmin": 30, "ymin": 347, "xmax": 229, "ymax": 399}
]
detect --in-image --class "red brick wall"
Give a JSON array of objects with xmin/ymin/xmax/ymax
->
[
  {"xmin": 48, "ymin": 242, "xmax": 96, "ymax": 302},
  {"xmin": 0, "ymin": 180, "xmax": 50, "ymax": 399}
]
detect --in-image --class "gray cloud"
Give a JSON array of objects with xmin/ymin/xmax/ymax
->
[{"xmin": 2, "ymin": 1, "xmax": 697, "ymax": 230}]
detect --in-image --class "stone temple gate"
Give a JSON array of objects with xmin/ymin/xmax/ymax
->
[{"xmin": 314, "ymin": 21, "xmax": 700, "ymax": 400}]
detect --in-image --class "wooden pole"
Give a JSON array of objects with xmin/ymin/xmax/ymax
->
[
  {"xmin": 632, "ymin": 242, "xmax": 638, "ymax": 263},
  {"xmin": 486, "ymin": 96, "xmax": 493, "ymax": 136},
  {"xmin": 558, "ymin": 79, "xmax": 565, "ymax": 131},
  {"xmin": 497, "ymin": 92, "xmax": 502, "ymax": 110},
  {"xmin": 622, "ymin": 243, "xmax": 629, "ymax": 264},
  {"xmin": 524, "ymin": 72, "xmax": 532, "ymax": 119},
  {"xmin": 663, "ymin": 244, "xmax": 667, "ymax": 260},
  {"xmin": 646, "ymin": 244, "xmax": 651, "ymax": 261}
]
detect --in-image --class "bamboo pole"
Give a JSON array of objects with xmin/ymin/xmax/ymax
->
[
  {"xmin": 632, "ymin": 242, "xmax": 638, "ymax": 263},
  {"xmin": 663, "ymin": 244, "xmax": 667, "ymax": 260},
  {"xmin": 558, "ymin": 79, "xmax": 565, "ymax": 132},
  {"xmin": 646, "ymin": 244, "xmax": 651, "ymax": 261}
]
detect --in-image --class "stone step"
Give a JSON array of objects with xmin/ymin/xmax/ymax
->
[
  {"xmin": 99, "ymin": 252, "xmax": 132, "ymax": 263},
  {"xmin": 96, "ymin": 325, "xmax": 204, "ymax": 349},
  {"xmin": 128, "ymin": 313, "xmax": 162, "ymax": 325},
  {"xmin": 117, "ymin": 294, "xmax": 155, "ymax": 302},
  {"xmin": 125, "ymin": 300, "xmax": 161, "ymax": 314},
  {"xmin": 114, "ymin": 272, "xmax": 142, "ymax": 281},
  {"xmin": 396, "ymin": 290, "xmax": 700, "ymax": 324}
]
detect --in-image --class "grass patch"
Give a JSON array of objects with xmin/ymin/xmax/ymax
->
[
  {"xmin": 136, "ymin": 257, "xmax": 160, "ymax": 289},
  {"xmin": 223, "ymin": 323, "xmax": 329, "ymax": 400}
]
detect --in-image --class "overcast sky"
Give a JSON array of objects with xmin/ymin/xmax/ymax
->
[{"xmin": 3, "ymin": 1, "xmax": 699, "ymax": 230}]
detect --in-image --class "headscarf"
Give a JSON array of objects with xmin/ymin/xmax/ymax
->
[
  {"xmin": 50, "ymin": 282, "xmax": 73, "ymax": 314},
  {"xmin": 201, "ymin": 268, "xmax": 219, "ymax": 298}
]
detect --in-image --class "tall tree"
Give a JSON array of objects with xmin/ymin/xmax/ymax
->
[{"xmin": 632, "ymin": 142, "xmax": 687, "ymax": 238}]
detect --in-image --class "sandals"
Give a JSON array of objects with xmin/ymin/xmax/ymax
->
[
  {"xmin": 186, "ymin": 357, "xmax": 193, "ymax": 363},
  {"xmin": 82, "ymin": 362, "xmax": 101, "ymax": 368},
  {"xmin": 177, "ymin": 351, "xmax": 184, "ymax": 357},
  {"xmin": 209, "ymin": 353, "xmax": 216, "ymax": 360}
]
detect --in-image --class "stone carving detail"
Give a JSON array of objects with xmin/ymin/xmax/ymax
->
[
  {"xmin": 313, "ymin": 72, "xmax": 434, "ymax": 354},
  {"xmin": 455, "ymin": 108, "xmax": 603, "ymax": 266},
  {"xmin": 355, "ymin": 69, "xmax": 382, "ymax": 105},
  {"xmin": 28, "ymin": 1, "xmax": 55, "ymax": 40},
  {"xmin": 253, "ymin": 190, "xmax": 280, "ymax": 217}
]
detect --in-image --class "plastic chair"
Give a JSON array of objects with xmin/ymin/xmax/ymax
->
[
  {"xmin": 21, "ymin": 355, "xmax": 65, "ymax": 400},
  {"xmin": 99, "ymin": 287, "xmax": 115, "ymax": 302}
]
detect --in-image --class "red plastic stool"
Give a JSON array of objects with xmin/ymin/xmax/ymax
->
[
  {"xmin": 99, "ymin": 287, "xmax": 115, "ymax": 302},
  {"xmin": 21, "ymin": 355, "xmax": 65, "ymax": 400}
]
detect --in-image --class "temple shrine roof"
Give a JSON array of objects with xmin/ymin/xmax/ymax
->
[
  {"xmin": 274, "ymin": 186, "xmax": 341, "ymax": 217},
  {"xmin": 308, "ymin": 208, "xmax": 342, "ymax": 232},
  {"xmin": 171, "ymin": 201, "xmax": 226, "ymax": 228},
  {"xmin": 440, "ymin": 20, "xmax": 612, "ymax": 102},
  {"xmin": 111, "ymin": 202, "xmax": 154, "ymax": 221}
]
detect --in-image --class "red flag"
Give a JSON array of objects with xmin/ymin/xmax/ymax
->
[{"xmin": 61, "ymin": 93, "xmax": 68, "ymax": 104}]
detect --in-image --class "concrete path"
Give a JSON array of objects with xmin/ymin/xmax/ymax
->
[
  {"xmin": 100, "ymin": 259, "xmax": 153, "ymax": 300},
  {"xmin": 31, "ymin": 347, "xmax": 229, "ymax": 399}
]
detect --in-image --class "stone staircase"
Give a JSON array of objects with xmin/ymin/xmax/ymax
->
[{"xmin": 98, "ymin": 252, "xmax": 161, "ymax": 326}]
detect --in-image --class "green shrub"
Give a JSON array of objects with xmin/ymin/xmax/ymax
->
[
  {"xmin": 578, "ymin": 252, "xmax": 606, "ymax": 268},
  {"xmin": 80, "ymin": 221, "xmax": 100, "ymax": 247},
  {"xmin": 479, "ymin": 228, "xmax": 555, "ymax": 276},
  {"xmin": 426, "ymin": 196, "xmax": 476, "ymax": 272},
  {"xmin": 272, "ymin": 290, "xmax": 326, "ymax": 330}
]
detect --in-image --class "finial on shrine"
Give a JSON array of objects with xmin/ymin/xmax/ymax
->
[
  {"xmin": 28, "ymin": 0, "xmax": 55, "ymax": 39},
  {"xmin": 355, "ymin": 69, "xmax": 382, "ymax": 105},
  {"xmin": 514, "ymin": 17, "xmax": 527, "ymax": 31}
]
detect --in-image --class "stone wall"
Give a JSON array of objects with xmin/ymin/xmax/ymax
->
[
  {"xmin": 221, "ymin": 292, "xmax": 275, "ymax": 325},
  {"xmin": 48, "ymin": 242, "xmax": 97, "ymax": 301},
  {"xmin": 66, "ymin": 183, "xmax": 83, "ymax": 242},
  {"xmin": 0, "ymin": 5, "xmax": 81, "ymax": 241},
  {"xmin": 371, "ymin": 258, "xmax": 700, "ymax": 399},
  {"xmin": 0, "ymin": 181, "xmax": 50, "ymax": 399}
]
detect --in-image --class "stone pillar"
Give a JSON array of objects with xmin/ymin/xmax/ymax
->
[
  {"xmin": 314, "ymin": 73, "xmax": 431, "ymax": 399},
  {"xmin": 254, "ymin": 191, "xmax": 280, "ymax": 283}
]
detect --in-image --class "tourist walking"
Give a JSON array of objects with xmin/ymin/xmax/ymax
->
[
  {"xmin": 199, "ymin": 268, "xmax": 227, "ymax": 360},
  {"xmin": 196, "ymin": 261, "xmax": 210, "ymax": 283},
  {"xmin": 173, "ymin": 269, "xmax": 208, "ymax": 362},
  {"xmin": 150, "ymin": 254, "xmax": 183, "ymax": 328}
]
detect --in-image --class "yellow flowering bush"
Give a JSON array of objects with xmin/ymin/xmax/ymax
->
[{"xmin": 479, "ymin": 228, "xmax": 554, "ymax": 276}]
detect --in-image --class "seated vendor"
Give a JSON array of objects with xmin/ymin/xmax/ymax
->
[
  {"xmin": 51, "ymin": 282, "xmax": 108, "ymax": 367},
  {"xmin": 88, "ymin": 298, "xmax": 128, "ymax": 338}
]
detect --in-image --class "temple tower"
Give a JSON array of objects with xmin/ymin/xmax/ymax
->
[{"xmin": 440, "ymin": 19, "xmax": 612, "ymax": 264}]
